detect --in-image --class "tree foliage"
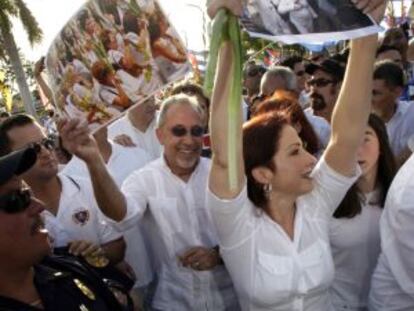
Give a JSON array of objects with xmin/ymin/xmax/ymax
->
[
  {"xmin": 0, "ymin": 0, "xmax": 43, "ymax": 51},
  {"xmin": 0, "ymin": 52, "xmax": 36, "ymax": 112},
  {"xmin": 0, "ymin": 52, "xmax": 35, "ymax": 93},
  {"xmin": 0, "ymin": 0, "xmax": 43, "ymax": 116}
]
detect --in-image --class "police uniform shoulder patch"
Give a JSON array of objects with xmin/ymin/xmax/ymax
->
[
  {"xmin": 73, "ymin": 278, "xmax": 96, "ymax": 301},
  {"xmin": 72, "ymin": 208, "xmax": 90, "ymax": 226}
]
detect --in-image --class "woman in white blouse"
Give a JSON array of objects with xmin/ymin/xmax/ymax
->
[
  {"xmin": 206, "ymin": 0, "xmax": 386, "ymax": 310},
  {"xmin": 330, "ymin": 114, "xmax": 396, "ymax": 311}
]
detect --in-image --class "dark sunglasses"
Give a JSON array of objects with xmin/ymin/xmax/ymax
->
[
  {"xmin": 0, "ymin": 188, "xmax": 32, "ymax": 214},
  {"xmin": 295, "ymin": 70, "xmax": 306, "ymax": 77},
  {"xmin": 171, "ymin": 125, "xmax": 204, "ymax": 138},
  {"xmin": 27, "ymin": 138, "xmax": 56, "ymax": 153},
  {"xmin": 308, "ymin": 78, "xmax": 336, "ymax": 87}
]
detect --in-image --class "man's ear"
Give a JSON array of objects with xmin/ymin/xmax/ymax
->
[
  {"xmin": 155, "ymin": 127, "xmax": 164, "ymax": 145},
  {"xmin": 251, "ymin": 166, "xmax": 273, "ymax": 185}
]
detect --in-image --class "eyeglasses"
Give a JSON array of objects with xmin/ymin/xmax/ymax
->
[
  {"xmin": 308, "ymin": 78, "xmax": 336, "ymax": 87},
  {"xmin": 295, "ymin": 70, "xmax": 306, "ymax": 77},
  {"xmin": 171, "ymin": 125, "xmax": 204, "ymax": 138},
  {"xmin": 0, "ymin": 188, "xmax": 32, "ymax": 214},
  {"xmin": 27, "ymin": 138, "xmax": 56, "ymax": 153}
]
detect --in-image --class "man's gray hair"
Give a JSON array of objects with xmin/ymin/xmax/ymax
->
[
  {"xmin": 157, "ymin": 94, "xmax": 204, "ymax": 128},
  {"xmin": 265, "ymin": 66, "xmax": 297, "ymax": 91}
]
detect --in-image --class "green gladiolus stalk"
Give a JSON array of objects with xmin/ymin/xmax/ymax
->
[{"xmin": 204, "ymin": 9, "xmax": 242, "ymax": 190}]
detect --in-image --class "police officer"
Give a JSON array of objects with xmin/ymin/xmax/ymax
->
[{"xmin": 0, "ymin": 147, "xmax": 131, "ymax": 311}]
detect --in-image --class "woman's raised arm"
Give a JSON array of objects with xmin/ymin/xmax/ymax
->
[{"xmin": 324, "ymin": 0, "xmax": 387, "ymax": 176}]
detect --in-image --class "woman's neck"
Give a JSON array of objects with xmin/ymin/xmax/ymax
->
[
  {"xmin": 357, "ymin": 166, "xmax": 378, "ymax": 194},
  {"xmin": 266, "ymin": 193, "xmax": 297, "ymax": 240}
]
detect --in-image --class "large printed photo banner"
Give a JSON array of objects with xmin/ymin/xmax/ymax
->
[
  {"xmin": 46, "ymin": 0, "xmax": 191, "ymax": 130},
  {"xmin": 241, "ymin": 0, "xmax": 382, "ymax": 44}
]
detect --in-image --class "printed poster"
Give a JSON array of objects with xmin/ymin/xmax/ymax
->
[
  {"xmin": 241, "ymin": 0, "xmax": 382, "ymax": 44},
  {"xmin": 46, "ymin": 0, "xmax": 191, "ymax": 130}
]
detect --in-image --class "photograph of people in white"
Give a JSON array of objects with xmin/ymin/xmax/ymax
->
[
  {"xmin": 242, "ymin": 0, "xmax": 378, "ymax": 42},
  {"xmin": 46, "ymin": 0, "xmax": 190, "ymax": 129}
]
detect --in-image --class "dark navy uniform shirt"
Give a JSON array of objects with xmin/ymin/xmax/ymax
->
[{"xmin": 0, "ymin": 256, "xmax": 128, "ymax": 311}]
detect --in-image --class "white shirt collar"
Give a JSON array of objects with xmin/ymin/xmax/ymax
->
[{"xmin": 159, "ymin": 154, "xmax": 203, "ymax": 185}]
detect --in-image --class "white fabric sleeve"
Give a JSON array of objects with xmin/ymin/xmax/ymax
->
[
  {"xmin": 108, "ymin": 50, "xmax": 123, "ymax": 65},
  {"xmin": 302, "ymin": 157, "xmax": 361, "ymax": 220},
  {"xmin": 381, "ymin": 154, "xmax": 414, "ymax": 295},
  {"xmin": 407, "ymin": 133, "xmax": 414, "ymax": 152},
  {"xmin": 107, "ymin": 170, "xmax": 148, "ymax": 232},
  {"xmin": 277, "ymin": 0, "xmax": 294, "ymax": 14},
  {"xmin": 100, "ymin": 87, "xmax": 118, "ymax": 106},
  {"xmin": 207, "ymin": 183, "xmax": 257, "ymax": 249},
  {"xmin": 97, "ymin": 213, "xmax": 123, "ymax": 244}
]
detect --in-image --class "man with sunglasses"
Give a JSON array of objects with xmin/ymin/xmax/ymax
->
[
  {"xmin": 58, "ymin": 94, "xmax": 239, "ymax": 310},
  {"xmin": 305, "ymin": 58, "xmax": 345, "ymax": 123},
  {"xmin": 255, "ymin": 63, "xmax": 331, "ymax": 151},
  {"xmin": 0, "ymin": 114, "xmax": 126, "ymax": 267},
  {"xmin": 0, "ymin": 148, "xmax": 129, "ymax": 310}
]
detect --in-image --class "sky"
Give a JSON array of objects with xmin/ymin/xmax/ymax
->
[{"xmin": 12, "ymin": 0, "xmax": 209, "ymax": 62}]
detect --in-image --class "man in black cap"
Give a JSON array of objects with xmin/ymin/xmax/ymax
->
[
  {"xmin": 0, "ymin": 148, "xmax": 130, "ymax": 310},
  {"xmin": 306, "ymin": 58, "xmax": 345, "ymax": 123}
]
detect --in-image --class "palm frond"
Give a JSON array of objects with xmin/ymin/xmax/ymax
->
[
  {"xmin": 0, "ymin": 9, "xmax": 13, "ymax": 36},
  {"xmin": 14, "ymin": 0, "xmax": 43, "ymax": 46},
  {"xmin": 0, "ymin": 0, "xmax": 18, "ymax": 16},
  {"xmin": 0, "ymin": 34, "xmax": 6, "ymax": 60}
]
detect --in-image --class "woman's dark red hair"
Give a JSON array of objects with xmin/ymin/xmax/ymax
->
[
  {"xmin": 253, "ymin": 90, "xmax": 320, "ymax": 155},
  {"xmin": 243, "ymin": 112, "xmax": 289, "ymax": 209}
]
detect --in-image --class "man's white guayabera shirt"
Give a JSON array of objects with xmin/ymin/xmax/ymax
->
[{"xmin": 114, "ymin": 157, "xmax": 239, "ymax": 310}]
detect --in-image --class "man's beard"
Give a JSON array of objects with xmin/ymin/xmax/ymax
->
[{"xmin": 310, "ymin": 92, "xmax": 327, "ymax": 111}]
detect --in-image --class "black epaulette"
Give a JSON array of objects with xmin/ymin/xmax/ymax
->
[{"xmin": 41, "ymin": 255, "xmax": 132, "ymax": 311}]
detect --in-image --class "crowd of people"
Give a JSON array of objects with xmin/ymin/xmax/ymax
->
[
  {"xmin": 245, "ymin": 0, "xmax": 373, "ymax": 35},
  {"xmin": 45, "ymin": 0, "xmax": 188, "ymax": 129},
  {"xmin": 2, "ymin": 0, "xmax": 414, "ymax": 310}
]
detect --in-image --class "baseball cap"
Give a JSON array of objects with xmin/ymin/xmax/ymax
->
[
  {"xmin": 0, "ymin": 148, "xmax": 37, "ymax": 185},
  {"xmin": 305, "ymin": 59, "xmax": 345, "ymax": 81}
]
